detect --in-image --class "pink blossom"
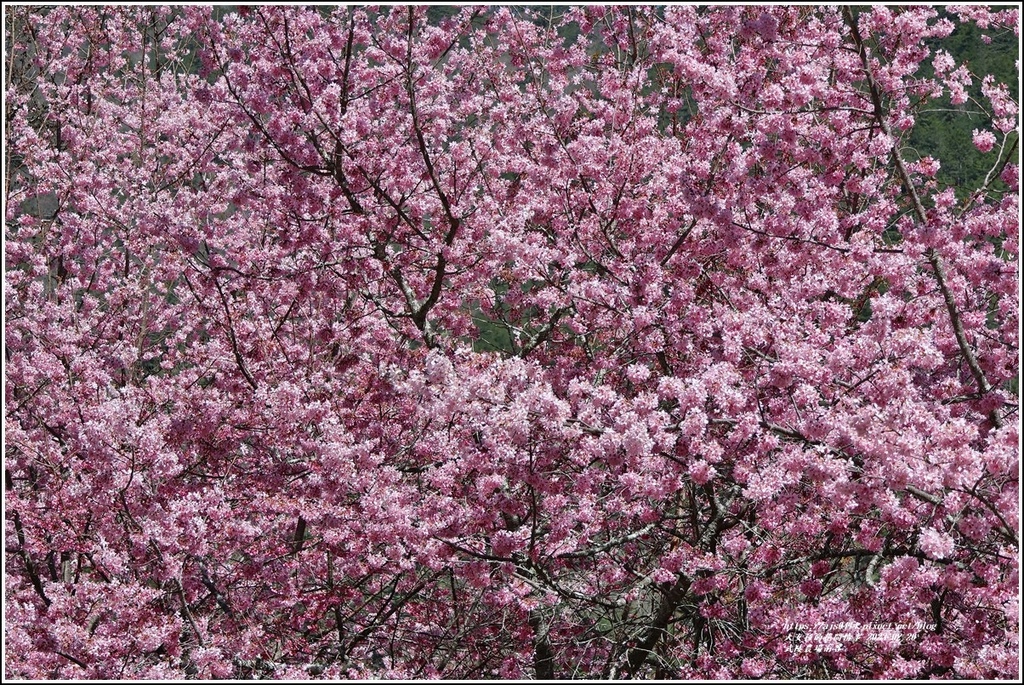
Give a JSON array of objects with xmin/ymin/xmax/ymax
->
[
  {"xmin": 918, "ymin": 527, "xmax": 956, "ymax": 559},
  {"xmin": 932, "ymin": 50, "xmax": 955, "ymax": 76},
  {"xmin": 1000, "ymin": 163, "xmax": 1018, "ymax": 190},
  {"xmin": 4, "ymin": 6, "xmax": 1016, "ymax": 680},
  {"xmin": 742, "ymin": 657, "xmax": 769, "ymax": 678},
  {"xmin": 972, "ymin": 129, "xmax": 998, "ymax": 153}
]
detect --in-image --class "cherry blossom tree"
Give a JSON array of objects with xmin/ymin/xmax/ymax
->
[{"xmin": 5, "ymin": 5, "xmax": 1018, "ymax": 679}]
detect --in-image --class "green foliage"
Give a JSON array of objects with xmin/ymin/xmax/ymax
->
[
  {"xmin": 906, "ymin": 9, "xmax": 1019, "ymax": 199},
  {"xmin": 425, "ymin": 6, "xmax": 462, "ymax": 25}
]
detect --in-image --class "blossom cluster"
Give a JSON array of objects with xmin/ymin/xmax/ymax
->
[{"xmin": 4, "ymin": 5, "xmax": 1018, "ymax": 679}]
